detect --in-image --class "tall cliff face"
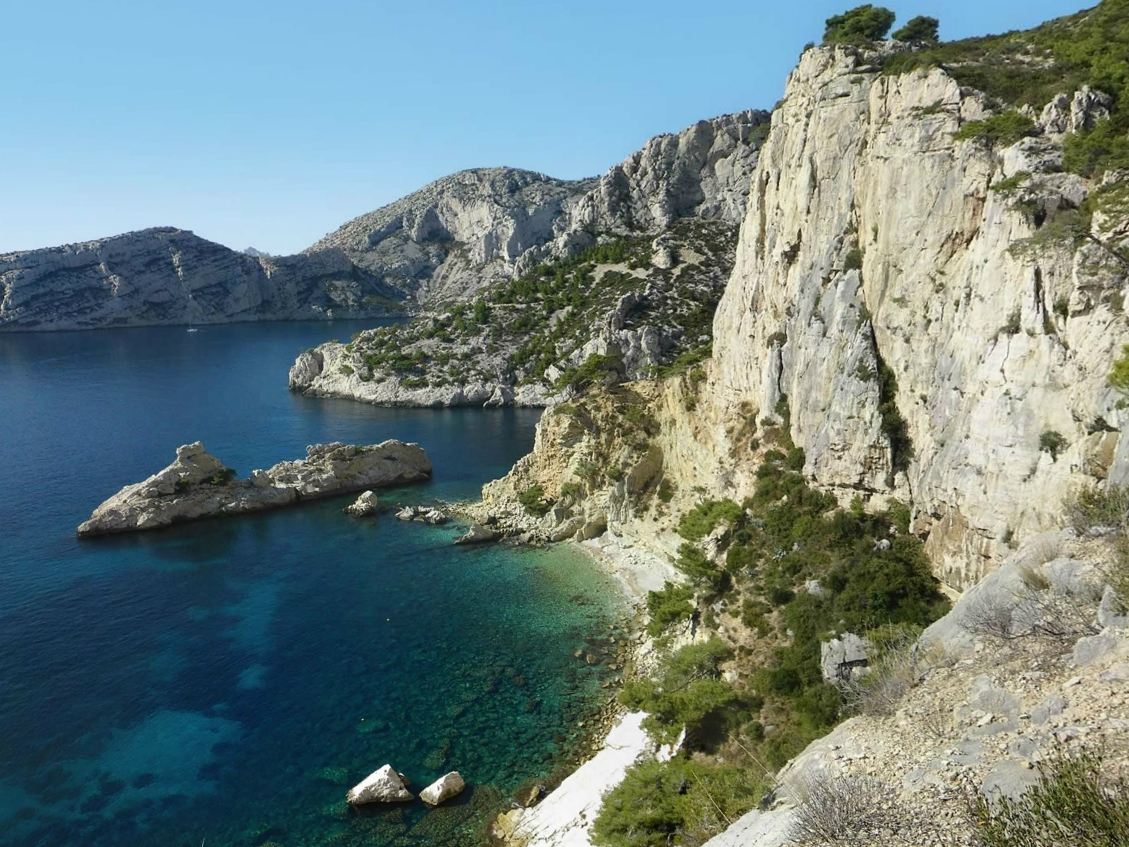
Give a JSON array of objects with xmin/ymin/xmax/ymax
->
[
  {"xmin": 480, "ymin": 46, "xmax": 1129, "ymax": 592},
  {"xmin": 0, "ymin": 228, "xmax": 401, "ymax": 331},
  {"xmin": 701, "ymin": 47, "xmax": 1129, "ymax": 589}
]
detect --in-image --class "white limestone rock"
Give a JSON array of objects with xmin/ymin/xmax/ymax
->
[
  {"xmin": 344, "ymin": 490, "xmax": 379, "ymax": 517},
  {"xmin": 77, "ymin": 440, "xmax": 430, "ymax": 536},
  {"xmin": 820, "ymin": 633, "xmax": 869, "ymax": 683},
  {"xmin": 346, "ymin": 764, "xmax": 414, "ymax": 804},
  {"xmin": 700, "ymin": 46, "xmax": 1129, "ymax": 590},
  {"xmin": 455, "ymin": 524, "xmax": 501, "ymax": 545},
  {"xmin": 419, "ymin": 771, "xmax": 465, "ymax": 806}
]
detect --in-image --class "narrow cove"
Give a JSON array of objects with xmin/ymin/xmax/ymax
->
[{"xmin": 0, "ymin": 322, "xmax": 627, "ymax": 847}]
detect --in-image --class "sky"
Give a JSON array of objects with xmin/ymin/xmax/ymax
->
[{"xmin": 0, "ymin": 0, "xmax": 1090, "ymax": 256}]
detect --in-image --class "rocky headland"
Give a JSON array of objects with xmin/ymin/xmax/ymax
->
[
  {"xmin": 287, "ymin": 111, "xmax": 769, "ymax": 408},
  {"xmin": 77, "ymin": 440, "xmax": 430, "ymax": 536}
]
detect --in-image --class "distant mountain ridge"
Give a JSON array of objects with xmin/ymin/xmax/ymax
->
[{"xmin": 0, "ymin": 109, "xmax": 768, "ymax": 331}]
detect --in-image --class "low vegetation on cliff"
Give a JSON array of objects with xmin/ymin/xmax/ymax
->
[
  {"xmin": 593, "ymin": 440, "xmax": 951, "ymax": 847},
  {"xmin": 332, "ymin": 219, "xmax": 736, "ymax": 396}
]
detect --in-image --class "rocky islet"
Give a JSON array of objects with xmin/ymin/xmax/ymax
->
[{"xmin": 77, "ymin": 440, "xmax": 431, "ymax": 536}]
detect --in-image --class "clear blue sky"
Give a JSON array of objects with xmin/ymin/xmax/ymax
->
[{"xmin": 1, "ymin": 0, "xmax": 1087, "ymax": 255}]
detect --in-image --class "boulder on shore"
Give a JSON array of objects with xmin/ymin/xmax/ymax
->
[
  {"xmin": 346, "ymin": 764, "xmax": 414, "ymax": 804},
  {"xmin": 455, "ymin": 524, "xmax": 501, "ymax": 545},
  {"xmin": 77, "ymin": 440, "xmax": 430, "ymax": 537},
  {"xmin": 419, "ymin": 771, "xmax": 465, "ymax": 806},
  {"xmin": 345, "ymin": 490, "xmax": 379, "ymax": 517}
]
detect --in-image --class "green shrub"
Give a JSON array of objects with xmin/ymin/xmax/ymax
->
[
  {"xmin": 953, "ymin": 112, "xmax": 1037, "ymax": 147},
  {"xmin": 893, "ymin": 15, "xmax": 939, "ymax": 44},
  {"xmin": 554, "ymin": 353, "xmax": 622, "ymax": 395},
  {"xmin": 206, "ymin": 467, "xmax": 237, "ymax": 486},
  {"xmin": 876, "ymin": 358, "xmax": 913, "ymax": 477},
  {"xmin": 339, "ymin": 363, "xmax": 355, "ymax": 375},
  {"xmin": 1039, "ymin": 429, "xmax": 1068, "ymax": 460},
  {"xmin": 619, "ymin": 639, "xmax": 741, "ymax": 744},
  {"xmin": 517, "ymin": 484, "xmax": 552, "ymax": 517},
  {"xmin": 990, "ymin": 171, "xmax": 1030, "ymax": 193},
  {"xmin": 1064, "ymin": 483, "xmax": 1129, "ymax": 534},
  {"xmin": 592, "ymin": 759, "xmax": 765, "ymax": 847},
  {"xmin": 674, "ymin": 543, "xmax": 731, "ymax": 595},
  {"xmin": 843, "ymin": 248, "xmax": 864, "ymax": 271},
  {"xmin": 970, "ymin": 747, "xmax": 1129, "ymax": 847},
  {"xmin": 1110, "ymin": 344, "xmax": 1129, "ymax": 394},
  {"xmin": 657, "ymin": 478, "xmax": 675, "ymax": 503},
  {"xmin": 560, "ymin": 481, "xmax": 583, "ymax": 500},
  {"xmin": 645, "ymin": 584, "xmax": 695, "ymax": 636},
  {"xmin": 678, "ymin": 499, "xmax": 744, "ymax": 541},
  {"xmin": 1064, "ymin": 119, "xmax": 1129, "ymax": 177},
  {"xmin": 822, "ymin": 5, "xmax": 896, "ymax": 44}
]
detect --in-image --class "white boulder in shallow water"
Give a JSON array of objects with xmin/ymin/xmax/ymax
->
[
  {"xmin": 346, "ymin": 764, "xmax": 414, "ymax": 804},
  {"xmin": 394, "ymin": 505, "xmax": 449, "ymax": 525},
  {"xmin": 77, "ymin": 440, "xmax": 431, "ymax": 537},
  {"xmin": 420, "ymin": 771, "xmax": 465, "ymax": 806},
  {"xmin": 344, "ymin": 490, "xmax": 379, "ymax": 517},
  {"xmin": 455, "ymin": 524, "xmax": 501, "ymax": 545}
]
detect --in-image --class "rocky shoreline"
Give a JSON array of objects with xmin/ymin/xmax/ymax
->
[{"xmin": 77, "ymin": 440, "xmax": 431, "ymax": 537}]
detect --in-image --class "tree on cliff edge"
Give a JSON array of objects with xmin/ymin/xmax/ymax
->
[
  {"xmin": 893, "ymin": 15, "xmax": 940, "ymax": 44},
  {"xmin": 823, "ymin": 5, "xmax": 896, "ymax": 44}
]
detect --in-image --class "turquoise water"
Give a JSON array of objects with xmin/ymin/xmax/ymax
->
[{"xmin": 0, "ymin": 323, "xmax": 625, "ymax": 847}]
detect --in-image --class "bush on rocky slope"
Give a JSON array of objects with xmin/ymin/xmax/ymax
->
[
  {"xmin": 883, "ymin": 0, "xmax": 1129, "ymax": 176},
  {"xmin": 592, "ymin": 758, "xmax": 768, "ymax": 847},
  {"xmin": 970, "ymin": 747, "xmax": 1129, "ymax": 847},
  {"xmin": 594, "ymin": 451, "xmax": 951, "ymax": 847},
  {"xmin": 339, "ymin": 218, "xmax": 737, "ymax": 397}
]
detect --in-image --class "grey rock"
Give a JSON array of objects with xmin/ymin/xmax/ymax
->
[
  {"xmin": 0, "ymin": 229, "xmax": 402, "ymax": 332},
  {"xmin": 1031, "ymin": 696, "xmax": 1067, "ymax": 726},
  {"xmin": 1072, "ymin": 629, "xmax": 1119, "ymax": 667},
  {"xmin": 419, "ymin": 771, "xmax": 465, "ymax": 806},
  {"xmin": 820, "ymin": 633, "xmax": 869, "ymax": 683},
  {"xmin": 1098, "ymin": 585, "xmax": 1129, "ymax": 629},
  {"xmin": 344, "ymin": 490, "xmax": 379, "ymax": 517},
  {"xmin": 968, "ymin": 675, "xmax": 1021, "ymax": 716},
  {"xmin": 1099, "ymin": 663, "xmax": 1129, "ymax": 683},
  {"xmin": 982, "ymin": 759, "xmax": 1039, "ymax": 802},
  {"xmin": 77, "ymin": 440, "xmax": 429, "ymax": 536},
  {"xmin": 455, "ymin": 524, "xmax": 501, "ymax": 545}
]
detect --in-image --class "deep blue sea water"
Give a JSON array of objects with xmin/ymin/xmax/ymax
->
[{"xmin": 0, "ymin": 322, "xmax": 625, "ymax": 847}]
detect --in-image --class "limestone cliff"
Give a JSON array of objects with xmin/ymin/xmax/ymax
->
[
  {"xmin": 480, "ymin": 44, "xmax": 1129, "ymax": 593},
  {"xmin": 0, "ymin": 228, "xmax": 402, "ymax": 331},
  {"xmin": 699, "ymin": 46, "xmax": 1129, "ymax": 589}
]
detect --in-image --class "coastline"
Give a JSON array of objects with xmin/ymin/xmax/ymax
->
[{"xmin": 489, "ymin": 529, "xmax": 682, "ymax": 847}]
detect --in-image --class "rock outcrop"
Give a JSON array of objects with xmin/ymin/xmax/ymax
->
[
  {"xmin": 346, "ymin": 765, "xmax": 414, "ymax": 804},
  {"xmin": 344, "ymin": 490, "xmax": 379, "ymax": 517},
  {"xmin": 418, "ymin": 771, "xmax": 465, "ymax": 806},
  {"xmin": 77, "ymin": 440, "xmax": 430, "ymax": 536},
  {"xmin": 454, "ymin": 524, "xmax": 500, "ymax": 545},
  {"xmin": 0, "ymin": 228, "xmax": 403, "ymax": 331}
]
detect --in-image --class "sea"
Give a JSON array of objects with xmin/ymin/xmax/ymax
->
[{"xmin": 0, "ymin": 321, "xmax": 625, "ymax": 847}]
